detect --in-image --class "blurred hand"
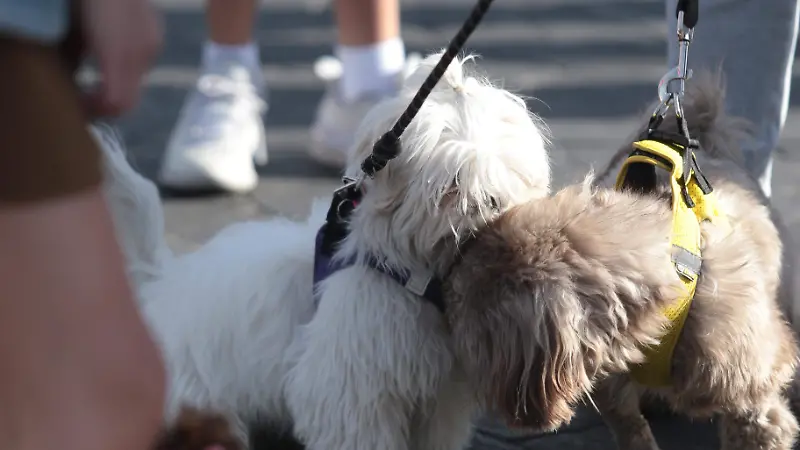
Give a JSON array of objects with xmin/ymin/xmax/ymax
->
[{"xmin": 78, "ymin": 0, "xmax": 163, "ymax": 116}]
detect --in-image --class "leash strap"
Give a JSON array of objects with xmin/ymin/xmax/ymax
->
[
  {"xmin": 316, "ymin": 0, "xmax": 496, "ymax": 310},
  {"xmin": 361, "ymin": 0, "xmax": 496, "ymax": 178},
  {"xmin": 676, "ymin": 0, "xmax": 698, "ymax": 28}
]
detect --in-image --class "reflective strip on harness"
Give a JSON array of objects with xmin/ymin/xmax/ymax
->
[{"xmin": 614, "ymin": 138, "xmax": 727, "ymax": 387}]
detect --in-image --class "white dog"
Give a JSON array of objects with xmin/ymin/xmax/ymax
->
[{"xmin": 97, "ymin": 52, "xmax": 552, "ymax": 450}]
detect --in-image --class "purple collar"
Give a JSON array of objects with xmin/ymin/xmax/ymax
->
[{"xmin": 312, "ymin": 226, "xmax": 445, "ymax": 312}]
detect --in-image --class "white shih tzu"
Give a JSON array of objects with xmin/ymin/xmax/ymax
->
[{"xmin": 97, "ymin": 52, "xmax": 552, "ymax": 450}]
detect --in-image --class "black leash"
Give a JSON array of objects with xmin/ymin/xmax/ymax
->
[
  {"xmin": 314, "ymin": 0, "xmax": 496, "ymax": 311},
  {"xmin": 321, "ymin": 0, "xmax": 496, "ymax": 251},
  {"xmin": 360, "ymin": 0, "xmax": 496, "ymax": 178},
  {"xmin": 676, "ymin": 0, "xmax": 698, "ymax": 28}
]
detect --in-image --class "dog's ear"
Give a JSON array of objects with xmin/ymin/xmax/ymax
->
[{"xmin": 447, "ymin": 269, "xmax": 592, "ymax": 432}]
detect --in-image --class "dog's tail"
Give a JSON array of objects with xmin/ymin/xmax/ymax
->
[
  {"xmin": 92, "ymin": 124, "xmax": 172, "ymax": 288},
  {"xmin": 598, "ymin": 70, "xmax": 753, "ymax": 182}
]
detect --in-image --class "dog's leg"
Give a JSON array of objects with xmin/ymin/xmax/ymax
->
[
  {"xmin": 285, "ymin": 269, "xmax": 453, "ymax": 450},
  {"xmin": 410, "ymin": 369, "xmax": 478, "ymax": 450},
  {"xmin": 286, "ymin": 322, "xmax": 414, "ymax": 450},
  {"xmin": 719, "ymin": 394, "xmax": 798, "ymax": 450},
  {"xmin": 595, "ymin": 376, "xmax": 660, "ymax": 450}
]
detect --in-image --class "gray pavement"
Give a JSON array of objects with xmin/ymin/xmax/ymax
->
[{"xmin": 110, "ymin": 0, "xmax": 800, "ymax": 448}]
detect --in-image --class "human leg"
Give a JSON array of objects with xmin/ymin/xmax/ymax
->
[
  {"xmin": 159, "ymin": 0, "xmax": 267, "ymax": 193},
  {"xmin": 0, "ymin": 34, "xmax": 165, "ymax": 450},
  {"xmin": 335, "ymin": 0, "xmax": 404, "ymax": 102},
  {"xmin": 665, "ymin": 0, "xmax": 800, "ymax": 198},
  {"xmin": 309, "ymin": 0, "xmax": 419, "ymax": 168},
  {"xmin": 201, "ymin": 0, "xmax": 262, "ymax": 76}
]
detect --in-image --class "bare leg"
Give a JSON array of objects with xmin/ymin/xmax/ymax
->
[
  {"xmin": 333, "ymin": 0, "xmax": 404, "ymax": 101},
  {"xmin": 308, "ymin": 0, "xmax": 408, "ymax": 166},
  {"xmin": 719, "ymin": 395, "xmax": 798, "ymax": 450},
  {"xmin": 335, "ymin": 0, "xmax": 400, "ymax": 46},
  {"xmin": 0, "ymin": 37, "xmax": 166, "ymax": 450},
  {"xmin": 207, "ymin": 0, "xmax": 258, "ymax": 45},
  {"xmin": 595, "ymin": 377, "xmax": 660, "ymax": 450}
]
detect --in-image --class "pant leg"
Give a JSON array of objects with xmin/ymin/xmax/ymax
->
[{"xmin": 665, "ymin": 0, "xmax": 800, "ymax": 198}]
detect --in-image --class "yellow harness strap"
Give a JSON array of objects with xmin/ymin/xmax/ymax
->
[{"xmin": 614, "ymin": 139, "xmax": 727, "ymax": 387}]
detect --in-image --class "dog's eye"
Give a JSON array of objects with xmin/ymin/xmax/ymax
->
[{"xmin": 490, "ymin": 197, "xmax": 500, "ymax": 210}]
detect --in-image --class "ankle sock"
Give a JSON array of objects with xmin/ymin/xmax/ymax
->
[
  {"xmin": 202, "ymin": 41, "xmax": 261, "ymax": 74},
  {"xmin": 336, "ymin": 37, "xmax": 406, "ymax": 103}
]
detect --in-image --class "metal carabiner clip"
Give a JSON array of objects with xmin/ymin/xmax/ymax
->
[
  {"xmin": 650, "ymin": 10, "xmax": 695, "ymax": 129},
  {"xmin": 649, "ymin": 66, "xmax": 677, "ymax": 127},
  {"xmin": 673, "ymin": 10, "xmax": 694, "ymax": 119}
]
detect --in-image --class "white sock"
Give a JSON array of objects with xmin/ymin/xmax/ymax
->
[
  {"xmin": 202, "ymin": 41, "xmax": 261, "ymax": 74},
  {"xmin": 336, "ymin": 37, "xmax": 406, "ymax": 103}
]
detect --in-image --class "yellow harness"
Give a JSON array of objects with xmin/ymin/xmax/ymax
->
[{"xmin": 614, "ymin": 138, "xmax": 727, "ymax": 387}]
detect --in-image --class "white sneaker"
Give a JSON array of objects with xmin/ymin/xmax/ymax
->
[
  {"xmin": 308, "ymin": 53, "xmax": 421, "ymax": 169},
  {"xmin": 159, "ymin": 60, "xmax": 267, "ymax": 193}
]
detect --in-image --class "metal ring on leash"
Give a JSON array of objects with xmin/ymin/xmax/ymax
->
[{"xmin": 649, "ymin": 0, "xmax": 698, "ymax": 138}]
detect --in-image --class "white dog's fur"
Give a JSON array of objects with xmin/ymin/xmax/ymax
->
[
  {"xmin": 97, "ymin": 123, "xmax": 323, "ymax": 444},
  {"xmin": 96, "ymin": 52, "xmax": 551, "ymax": 450}
]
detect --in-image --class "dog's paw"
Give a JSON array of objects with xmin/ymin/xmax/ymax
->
[{"xmin": 153, "ymin": 406, "xmax": 245, "ymax": 450}]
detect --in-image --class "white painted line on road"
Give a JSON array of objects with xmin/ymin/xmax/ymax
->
[
  {"xmin": 78, "ymin": 57, "xmax": 800, "ymax": 93},
  {"xmin": 72, "ymin": 58, "xmax": 680, "ymax": 91},
  {"xmin": 253, "ymin": 20, "xmax": 667, "ymax": 47}
]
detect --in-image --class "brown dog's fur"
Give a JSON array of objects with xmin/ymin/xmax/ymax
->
[
  {"xmin": 154, "ymin": 406, "xmax": 244, "ymax": 450},
  {"xmin": 444, "ymin": 73, "xmax": 800, "ymax": 449}
]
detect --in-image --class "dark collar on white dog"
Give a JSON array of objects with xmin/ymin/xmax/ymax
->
[
  {"xmin": 312, "ymin": 180, "xmax": 446, "ymax": 313},
  {"xmin": 312, "ymin": 229, "xmax": 445, "ymax": 312}
]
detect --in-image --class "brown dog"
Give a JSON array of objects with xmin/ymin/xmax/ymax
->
[{"xmin": 444, "ymin": 72, "xmax": 800, "ymax": 450}]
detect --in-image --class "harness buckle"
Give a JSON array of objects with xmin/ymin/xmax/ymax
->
[{"xmin": 405, "ymin": 271, "xmax": 434, "ymax": 297}]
